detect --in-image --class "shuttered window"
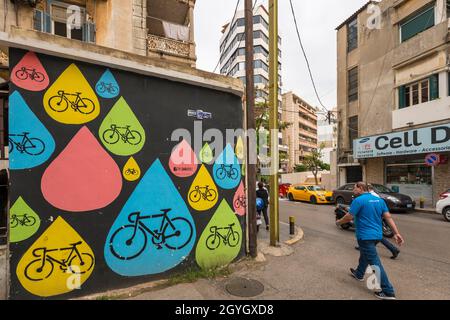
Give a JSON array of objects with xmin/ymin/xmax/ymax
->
[
  {"xmin": 348, "ymin": 116, "xmax": 358, "ymax": 149},
  {"xmin": 347, "ymin": 18, "xmax": 358, "ymax": 52},
  {"xmin": 400, "ymin": 5, "xmax": 435, "ymax": 43},
  {"xmin": 398, "ymin": 74, "xmax": 439, "ymax": 109},
  {"xmin": 348, "ymin": 67, "xmax": 358, "ymax": 102}
]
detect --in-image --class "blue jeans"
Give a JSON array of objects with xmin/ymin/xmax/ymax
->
[
  {"xmin": 380, "ymin": 238, "xmax": 399, "ymax": 255},
  {"xmin": 356, "ymin": 240, "xmax": 395, "ymax": 295}
]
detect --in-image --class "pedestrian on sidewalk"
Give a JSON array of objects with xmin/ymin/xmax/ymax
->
[
  {"xmin": 336, "ymin": 182, "xmax": 405, "ymax": 300},
  {"xmin": 256, "ymin": 182, "xmax": 270, "ymax": 231}
]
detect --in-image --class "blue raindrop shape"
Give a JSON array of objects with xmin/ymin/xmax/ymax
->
[
  {"xmin": 104, "ymin": 159, "xmax": 196, "ymax": 276},
  {"xmin": 9, "ymin": 91, "xmax": 55, "ymax": 170},
  {"xmin": 213, "ymin": 144, "xmax": 241, "ymax": 190},
  {"xmin": 95, "ymin": 69, "xmax": 120, "ymax": 99}
]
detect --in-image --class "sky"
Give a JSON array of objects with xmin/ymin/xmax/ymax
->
[{"xmin": 194, "ymin": 0, "xmax": 368, "ymax": 111}]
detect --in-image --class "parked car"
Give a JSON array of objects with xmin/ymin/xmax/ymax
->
[
  {"xmin": 437, "ymin": 190, "xmax": 450, "ymax": 222},
  {"xmin": 287, "ymin": 184, "xmax": 334, "ymax": 204},
  {"xmin": 332, "ymin": 183, "xmax": 416, "ymax": 212},
  {"xmin": 279, "ymin": 183, "xmax": 291, "ymax": 198}
]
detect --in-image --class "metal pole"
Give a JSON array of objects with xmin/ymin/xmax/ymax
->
[
  {"xmin": 245, "ymin": 0, "xmax": 257, "ymax": 258},
  {"xmin": 269, "ymin": 0, "xmax": 279, "ymax": 246}
]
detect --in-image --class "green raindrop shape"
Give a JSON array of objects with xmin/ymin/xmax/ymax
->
[
  {"xmin": 99, "ymin": 97, "xmax": 146, "ymax": 156},
  {"xmin": 10, "ymin": 197, "xmax": 41, "ymax": 243},
  {"xmin": 199, "ymin": 143, "xmax": 213, "ymax": 164},
  {"xmin": 196, "ymin": 199, "xmax": 242, "ymax": 270},
  {"xmin": 242, "ymin": 160, "xmax": 246, "ymax": 176}
]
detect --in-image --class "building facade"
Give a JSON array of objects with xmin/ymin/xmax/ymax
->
[
  {"xmin": 282, "ymin": 91, "xmax": 318, "ymax": 173},
  {"xmin": 218, "ymin": 4, "xmax": 288, "ymax": 172},
  {"xmin": 336, "ymin": 0, "xmax": 450, "ymax": 207},
  {"xmin": 318, "ymin": 113, "xmax": 337, "ymax": 165}
]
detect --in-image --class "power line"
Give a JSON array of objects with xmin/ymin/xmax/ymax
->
[{"xmin": 288, "ymin": 0, "xmax": 329, "ymax": 115}]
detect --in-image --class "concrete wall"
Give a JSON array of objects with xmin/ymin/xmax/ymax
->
[{"xmin": 365, "ymin": 158, "xmax": 385, "ymax": 185}]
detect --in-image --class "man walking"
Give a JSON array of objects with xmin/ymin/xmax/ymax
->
[
  {"xmin": 256, "ymin": 182, "xmax": 270, "ymax": 231},
  {"xmin": 336, "ymin": 182, "xmax": 404, "ymax": 300}
]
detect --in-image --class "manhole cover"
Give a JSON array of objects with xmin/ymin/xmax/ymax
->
[{"xmin": 225, "ymin": 277, "xmax": 265, "ymax": 297}]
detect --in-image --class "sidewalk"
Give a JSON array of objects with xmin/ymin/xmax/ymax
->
[{"xmin": 79, "ymin": 223, "xmax": 304, "ymax": 300}]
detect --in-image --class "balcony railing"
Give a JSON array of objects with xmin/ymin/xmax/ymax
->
[{"xmin": 147, "ymin": 34, "xmax": 191, "ymax": 59}]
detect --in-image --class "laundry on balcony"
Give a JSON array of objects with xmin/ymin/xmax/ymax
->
[{"xmin": 148, "ymin": 16, "xmax": 190, "ymax": 42}]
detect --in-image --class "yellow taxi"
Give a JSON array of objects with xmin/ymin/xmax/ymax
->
[{"xmin": 287, "ymin": 184, "xmax": 334, "ymax": 204}]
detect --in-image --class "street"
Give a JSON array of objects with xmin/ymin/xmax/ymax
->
[{"xmin": 270, "ymin": 200, "xmax": 450, "ymax": 299}]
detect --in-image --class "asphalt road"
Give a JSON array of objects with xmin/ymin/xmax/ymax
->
[{"xmin": 272, "ymin": 199, "xmax": 450, "ymax": 299}]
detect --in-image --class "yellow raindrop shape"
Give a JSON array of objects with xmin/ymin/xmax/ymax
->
[
  {"xmin": 199, "ymin": 143, "xmax": 213, "ymax": 164},
  {"xmin": 123, "ymin": 157, "xmax": 141, "ymax": 181},
  {"xmin": 188, "ymin": 165, "xmax": 219, "ymax": 211},
  {"xmin": 235, "ymin": 137, "xmax": 244, "ymax": 160},
  {"xmin": 43, "ymin": 64, "xmax": 100, "ymax": 124},
  {"xmin": 16, "ymin": 217, "xmax": 95, "ymax": 298}
]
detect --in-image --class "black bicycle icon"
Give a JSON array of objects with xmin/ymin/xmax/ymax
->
[
  {"xmin": 10, "ymin": 214, "xmax": 36, "ymax": 228},
  {"xmin": 96, "ymin": 82, "xmax": 119, "ymax": 95},
  {"xmin": 189, "ymin": 186, "xmax": 217, "ymax": 203},
  {"xmin": 125, "ymin": 168, "xmax": 139, "ymax": 176},
  {"xmin": 24, "ymin": 241, "xmax": 94, "ymax": 282},
  {"xmin": 15, "ymin": 67, "xmax": 45, "ymax": 82},
  {"xmin": 234, "ymin": 195, "xmax": 246, "ymax": 209},
  {"xmin": 215, "ymin": 164, "xmax": 239, "ymax": 180},
  {"xmin": 102, "ymin": 125, "xmax": 143, "ymax": 146},
  {"xmin": 48, "ymin": 90, "xmax": 96, "ymax": 114},
  {"xmin": 206, "ymin": 224, "xmax": 240, "ymax": 250},
  {"xmin": 9, "ymin": 133, "xmax": 45, "ymax": 156},
  {"xmin": 109, "ymin": 209, "xmax": 194, "ymax": 260}
]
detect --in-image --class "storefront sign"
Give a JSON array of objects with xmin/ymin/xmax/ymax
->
[{"xmin": 354, "ymin": 123, "xmax": 450, "ymax": 159}]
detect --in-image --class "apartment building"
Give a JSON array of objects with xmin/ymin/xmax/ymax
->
[
  {"xmin": 282, "ymin": 91, "xmax": 318, "ymax": 173},
  {"xmin": 318, "ymin": 113, "xmax": 337, "ymax": 164},
  {"xmin": 336, "ymin": 0, "xmax": 450, "ymax": 206},
  {"xmin": 218, "ymin": 4, "xmax": 288, "ymax": 172}
]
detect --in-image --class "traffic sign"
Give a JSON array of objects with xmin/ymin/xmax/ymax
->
[{"xmin": 425, "ymin": 153, "xmax": 440, "ymax": 166}]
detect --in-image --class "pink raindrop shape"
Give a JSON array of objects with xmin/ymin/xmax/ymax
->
[
  {"xmin": 169, "ymin": 140, "xmax": 199, "ymax": 178},
  {"xmin": 233, "ymin": 181, "xmax": 246, "ymax": 216},
  {"xmin": 41, "ymin": 126, "xmax": 123, "ymax": 212},
  {"xmin": 11, "ymin": 51, "xmax": 50, "ymax": 91}
]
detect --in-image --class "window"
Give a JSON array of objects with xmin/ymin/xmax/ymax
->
[
  {"xmin": 51, "ymin": 3, "xmax": 85, "ymax": 41},
  {"xmin": 347, "ymin": 18, "xmax": 358, "ymax": 52},
  {"xmin": 398, "ymin": 74, "xmax": 439, "ymax": 108},
  {"xmin": 348, "ymin": 116, "xmax": 358, "ymax": 149},
  {"xmin": 400, "ymin": 5, "xmax": 435, "ymax": 43},
  {"xmin": 348, "ymin": 67, "xmax": 358, "ymax": 102}
]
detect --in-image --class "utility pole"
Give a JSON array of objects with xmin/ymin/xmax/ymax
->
[
  {"xmin": 245, "ymin": 0, "xmax": 257, "ymax": 258},
  {"xmin": 269, "ymin": 0, "xmax": 279, "ymax": 246}
]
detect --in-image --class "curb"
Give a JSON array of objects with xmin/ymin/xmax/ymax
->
[
  {"xmin": 414, "ymin": 208, "xmax": 438, "ymax": 215},
  {"xmin": 284, "ymin": 226, "xmax": 304, "ymax": 246}
]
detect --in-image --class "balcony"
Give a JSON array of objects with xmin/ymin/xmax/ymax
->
[
  {"xmin": 147, "ymin": 0, "xmax": 196, "ymax": 66},
  {"xmin": 392, "ymin": 21, "xmax": 449, "ymax": 68}
]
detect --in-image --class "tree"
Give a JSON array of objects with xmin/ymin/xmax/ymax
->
[
  {"xmin": 303, "ymin": 143, "xmax": 326, "ymax": 185},
  {"xmin": 294, "ymin": 164, "xmax": 308, "ymax": 172}
]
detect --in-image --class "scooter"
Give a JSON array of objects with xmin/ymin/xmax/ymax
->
[{"xmin": 334, "ymin": 204, "xmax": 394, "ymax": 238}]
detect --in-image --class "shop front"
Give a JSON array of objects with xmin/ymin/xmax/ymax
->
[{"xmin": 355, "ymin": 123, "xmax": 450, "ymax": 208}]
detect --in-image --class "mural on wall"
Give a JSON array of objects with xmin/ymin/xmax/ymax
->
[
  {"xmin": 9, "ymin": 91, "xmax": 55, "ymax": 170},
  {"xmin": 43, "ymin": 63, "xmax": 100, "ymax": 124},
  {"xmin": 195, "ymin": 200, "xmax": 242, "ymax": 270},
  {"xmin": 9, "ymin": 197, "xmax": 41, "ymax": 243},
  {"xmin": 213, "ymin": 144, "xmax": 241, "ymax": 190},
  {"xmin": 123, "ymin": 157, "xmax": 141, "ymax": 182},
  {"xmin": 96, "ymin": 69, "xmax": 120, "ymax": 99},
  {"xmin": 104, "ymin": 159, "xmax": 196, "ymax": 276},
  {"xmin": 41, "ymin": 126, "xmax": 123, "ymax": 212},
  {"xmin": 169, "ymin": 139, "xmax": 199, "ymax": 178},
  {"xmin": 9, "ymin": 48, "xmax": 244, "ymax": 300},
  {"xmin": 233, "ymin": 181, "xmax": 246, "ymax": 216},
  {"xmin": 11, "ymin": 51, "xmax": 50, "ymax": 91},
  {"xmin": 188, "ymin": 165, "xmax": 219, "ymax": 212},
  {"xmin": 16, "ymin": 217, "xmax": 95, "ymax": 298},
  {"xmin": 98, "ymin": 97, "xmax": 146, "ymax": 156}
]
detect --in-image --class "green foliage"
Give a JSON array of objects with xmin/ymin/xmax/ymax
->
[
  {"xmin": 167, "ymin": 266, "xmax": 231, "ymax": 286},
  {"xmin": 294, "ymin": 164, "xmax": 308, "ymax": 172}
]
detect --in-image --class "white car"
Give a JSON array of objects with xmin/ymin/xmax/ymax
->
[{"xmin": 436, "ymin": 193, "xmax": 450, "ymax": 222}]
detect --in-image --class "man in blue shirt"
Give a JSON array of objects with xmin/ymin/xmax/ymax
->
[{"xmin": 336, "ymin": 182, "xmax": 404, "ymax": 300}]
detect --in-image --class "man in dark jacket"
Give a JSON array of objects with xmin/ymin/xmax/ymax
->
[{"xmin": 256, "ymin": 182, "xmax": 269, "ymax": 230}]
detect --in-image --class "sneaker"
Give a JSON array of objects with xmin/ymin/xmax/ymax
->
[
  {"xmin": 390, "ymin": 250, "xmax": 400, "ymax": 260},
  {"xmin": 350, "ymin": 268, "xmax": 364, "ymax": 282},
  {"xmin": 374, "ymin": 291, "xmax": 396, "ymax": 300}
]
